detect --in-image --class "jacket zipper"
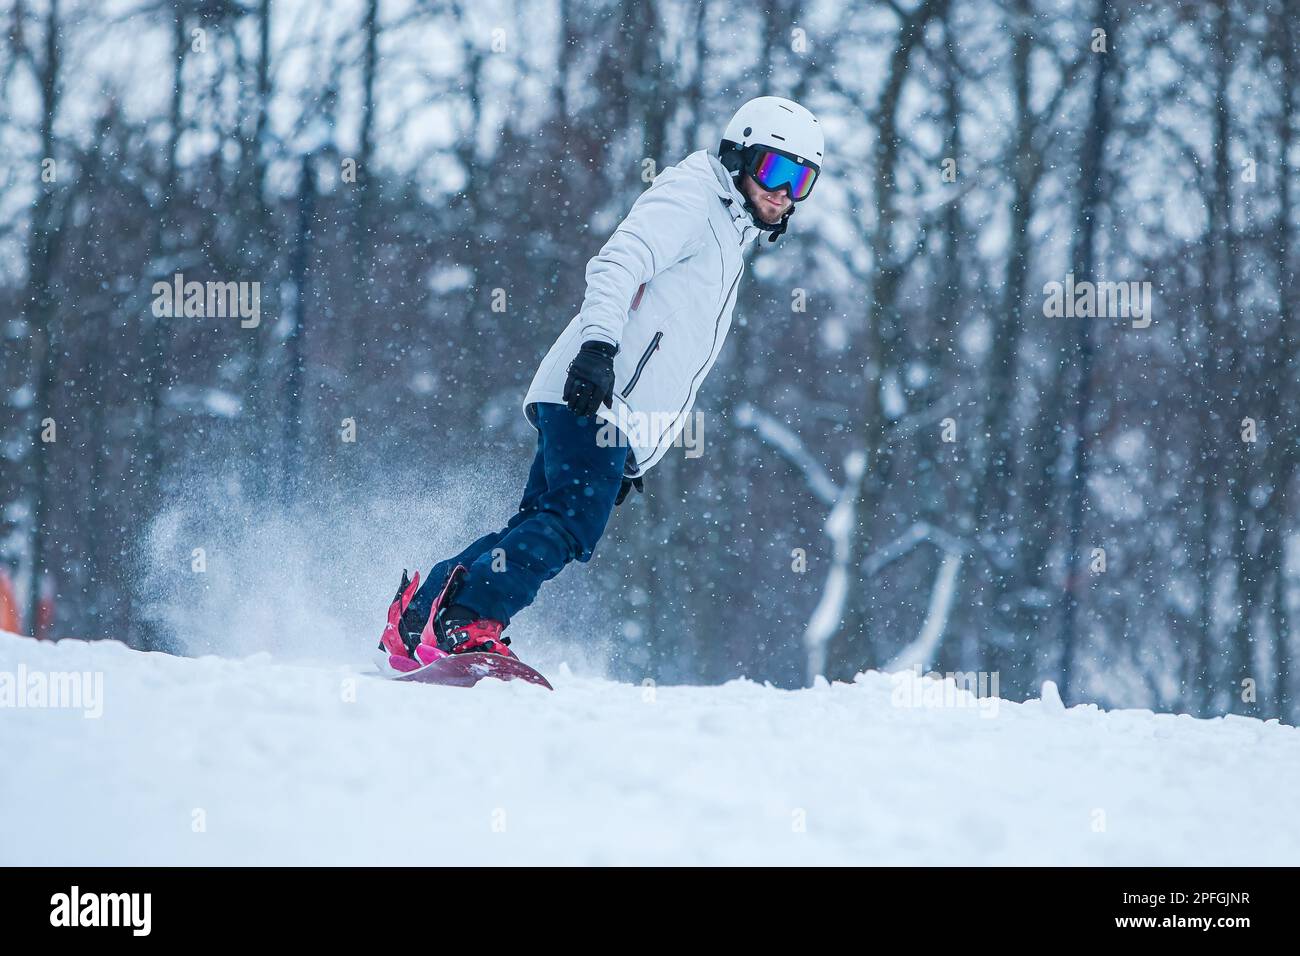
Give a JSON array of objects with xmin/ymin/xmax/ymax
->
[
  {"xmin": 646, "ymin": 234, "xmax": 741, "ymax": 462},
  {"xmin": 621, "ymin": 331, "xmax": 663, "ymax": 398},
  {"xmin": 678, "ymin": 270, "xmax": 739, "ymax": 414},
  {"xmin": 632, "ymin": 214, "xmax": 744, "ymax": 466}
]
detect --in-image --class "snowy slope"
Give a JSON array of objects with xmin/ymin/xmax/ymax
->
[{"xmin": 1, "ymin": 631, "xmax": 1297, "ymax": 865}]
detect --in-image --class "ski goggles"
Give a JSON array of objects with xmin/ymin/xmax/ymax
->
[{"xmin": 747, "ymin": 147, "xmax": 819, "ymax": 201}]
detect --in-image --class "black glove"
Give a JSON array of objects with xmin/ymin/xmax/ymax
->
[
  {"xmin": 563, "ymin": 340, "xmax": 618, "ymax": 417},
  {"xmin": 616, "ymin": 475, "xmax": 644, "ymax": 506}
]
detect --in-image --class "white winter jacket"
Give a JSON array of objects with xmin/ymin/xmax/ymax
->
[{"xmin": 522, "ymin": 149, "xmax": 763, "ymax": 477}]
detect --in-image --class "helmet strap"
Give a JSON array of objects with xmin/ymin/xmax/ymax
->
[
  {"xmin": 737, "ymin": 193, "xmax": 790, "ymax": 239},
  {"xmin": 764, "ymin": 209, "xmax": 792, "ymax": 242},
  {"xmin": 720, "ymin": 142, "xmax": 793, "ymax": 242}
]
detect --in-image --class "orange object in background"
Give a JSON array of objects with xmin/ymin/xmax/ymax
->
[
  {"xmin": 0, "ymin": 569, "xmax": 55, "ymax": 639},
  {"xmin": 0, "ymin": 569, "xmax": 19, "ymax": 634}
]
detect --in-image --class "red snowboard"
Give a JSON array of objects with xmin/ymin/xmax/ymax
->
[{"xmin": 389, "ymin": 651, "xmax": 553, "ymax": 690}]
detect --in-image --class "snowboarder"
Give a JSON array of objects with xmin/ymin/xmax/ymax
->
[{"xmin": 380, "ymin": 96, "xmax": 824, "ymax": 672}]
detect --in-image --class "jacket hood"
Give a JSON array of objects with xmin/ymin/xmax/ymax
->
[{"xmin": 676, "ymin": 149, "xmax": 762, "ymax": 244}]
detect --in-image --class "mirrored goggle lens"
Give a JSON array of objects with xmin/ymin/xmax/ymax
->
[{"xmin": 752, "ymin": 151, "xmax": 818, "ymax": 200}]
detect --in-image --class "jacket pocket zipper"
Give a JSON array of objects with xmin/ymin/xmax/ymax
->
[{"xmin": 621, "ymin": 331, "xmax": 663, "ymax": 399}]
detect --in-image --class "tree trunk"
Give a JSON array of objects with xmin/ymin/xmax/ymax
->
[
  {"xmin": 830, "ymin": 0, "xmax": 941, "ymax": 681},
  {"xmin": 1058, "ymin": 2, "xmax": 1115, "ymax": 700},
  {"xmin": 23, "ymin": 0, "xmax": 64, "ymax": 636}
]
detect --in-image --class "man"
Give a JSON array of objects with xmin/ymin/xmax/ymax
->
[{"xmin": 380, "ymin": 96, "xmax": 824, "ymax": 672}]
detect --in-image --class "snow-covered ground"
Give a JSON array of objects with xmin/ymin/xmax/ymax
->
[{"xmin": 1, "ymin": 630, "xmax": 1297, "ymax": 865}]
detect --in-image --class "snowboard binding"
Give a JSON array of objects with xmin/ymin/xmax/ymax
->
[{"xmin": 379, "ymin": 566, "xmax": 512, "ymax": 674}]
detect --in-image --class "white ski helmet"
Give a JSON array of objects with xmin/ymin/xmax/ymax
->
[{"xmin": 719, "ymin": 96, "xmax": 823, "ymax": 240}]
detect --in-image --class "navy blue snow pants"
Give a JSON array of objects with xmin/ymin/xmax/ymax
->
[{"xmin": 410, "ymin": 402, "xmax": 628, "ymax": 625}]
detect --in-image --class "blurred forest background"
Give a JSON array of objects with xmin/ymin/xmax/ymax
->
[{"xmin": 3, "ymin": 0, "xmax": 1298, "ymax": 720}]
